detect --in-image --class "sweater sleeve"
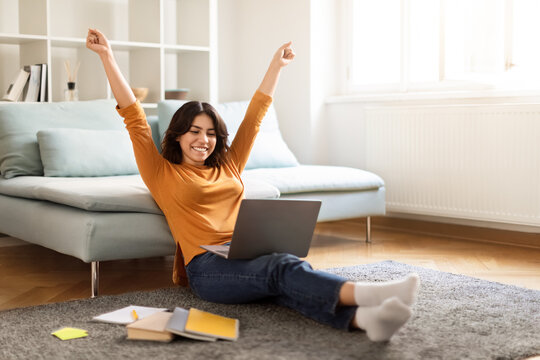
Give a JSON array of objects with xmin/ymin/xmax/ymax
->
[
  {"xmin": 229, "ymin": 91, "xmax": 273, "ymax": 172},
  {"xmin": 117, "ymin": 101, "xmax": 165, "ymax": 190}
]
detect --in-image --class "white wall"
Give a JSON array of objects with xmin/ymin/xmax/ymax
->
[
  {"xmin": 217, "ymin": 1, "xmax": 540, "ymax": 173},
  {"xmin": 218, "ymin": 0, "xmax": 314, "ymax": 163},
  {"xmin": 217, "ymin": 2, "xmax": 540, "ymax": 231},
  {"xmin": 309, "ymin": 0, "xmax": 340, "ymax": 165},
  {"xmin": 218, "ymin": 0, "xmax": 349, "ymax": 165}
]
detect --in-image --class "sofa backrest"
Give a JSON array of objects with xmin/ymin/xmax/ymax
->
[
  {"xmin": 0, "ymin": 100, "xmax": 117, "ymax": 178},
  {"xmin": 0, "ymin": 98, "xmax": 298, "ymax": 179},
  {"xmin": 0, "ymin": 100, "xmax": 162, "ymax": 179},
  {"xmin": 158, "ymin": 99, "xmax": 299, "ymax": 170}
]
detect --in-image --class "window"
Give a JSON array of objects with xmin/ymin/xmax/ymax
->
[{"xmin": 346, "ymin": 0, "xmax": 540, "ymax": 94}]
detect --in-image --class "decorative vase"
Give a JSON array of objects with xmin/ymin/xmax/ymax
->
[{"xmin": 64, "ymin": 81, "xmax": 78, "ymax": 101}]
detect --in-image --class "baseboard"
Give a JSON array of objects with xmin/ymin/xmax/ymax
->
[
  {"xmin": 386, "ymin": 211, "xmax": 540, "ymax": 233},
  {"xmin": 370, "ymin": 216, "xmax": 540, "ymax": 249}
]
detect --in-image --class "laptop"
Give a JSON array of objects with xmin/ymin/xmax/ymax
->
[{"xmin": 200, "ymin": 199, "xmax": 322, "ymax": 259}]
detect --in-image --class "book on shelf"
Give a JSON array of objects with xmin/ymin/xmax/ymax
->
[
  {"xmin": 165, "ymin": 307, "xmax": 217, "ymax": 342},
  {"xmin": 126, "ymin": 311, "xmax": 174, "ymax": 342},
  {"xmin": 2, "ymin": 68, "xmax": 30, "ymax": 102},
  {"xmin": 22, "ymin": 65, "xmax": 42, "ymax": 102},
  {"xmin": 184, "ymin": 308, "xmax": 239, "ymax": 341},
  {"xmin": 39, "ymin": 63, "xmax": 48, "ymax": 102},
  {"xmin": 20, "ymin": 67, "xmax": 30, "ymax": 101}
]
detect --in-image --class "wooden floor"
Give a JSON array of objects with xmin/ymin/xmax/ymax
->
[
  {"xmin": 1, "ymin": 217, "xmax": 538, "ymax": 313},
  {"xmin": 1, "ymin": 217, "xmax": 538, "ymax": 359}
]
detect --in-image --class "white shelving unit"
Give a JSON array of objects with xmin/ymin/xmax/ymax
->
[{"xmin": 0, "ymin": 0, "xmax": 218, "ymax": 110}]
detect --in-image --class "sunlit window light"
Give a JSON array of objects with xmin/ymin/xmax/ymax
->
[{"xmin": 349, "ymin": 0, "xmax": 540, "ymax": 93}]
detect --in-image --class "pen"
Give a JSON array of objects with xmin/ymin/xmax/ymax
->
[{"xmin": 131, "ymin": 309, "xmax": 139, "ymax": 321}]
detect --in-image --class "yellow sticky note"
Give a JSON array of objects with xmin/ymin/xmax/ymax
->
[{"xmin": 51, "ymin": 327, "xmax": 88, "ymax": 340}]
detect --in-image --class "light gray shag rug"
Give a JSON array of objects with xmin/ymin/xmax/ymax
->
[{"xmin": 0, "ymin": 261, "xmax": 538, "ymax": 360}]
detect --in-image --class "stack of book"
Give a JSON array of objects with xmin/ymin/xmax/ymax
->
[
  {"xmin": 2, "ymin": 64, "xmax": 48, "ymax": 102},
  {"xmin": 93, "ymin": 305, "xmax": 239, "ymax": 343}
]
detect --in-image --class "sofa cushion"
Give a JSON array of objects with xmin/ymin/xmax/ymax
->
[
  {"xmin": 158, "ymin": 99, "xmax": 299, "ymax": 170},
  {"xmin": 0, "ymin": 175, "xmax": 279, "ymax": 213},
  {"xmin": 0, "ymin": 175, "xmax": 161, "ymax": 213},
  {"xmin": 0, "ymin": 99, "xmax": 122, "ymax": 179},
  {"xmin": 242, "ymin": 165, "xmax": 385, "ymax": 194},
  {"xmin": 243, "ymin": 178, "xmax": 280, "ymax": 199},
  {"xmin": 281, "ymin": 190, "xmax": 386, "ymax": 222},
  {"xmin": 37, "ymin": 128, "xmax": 139, "ymax": 177}
]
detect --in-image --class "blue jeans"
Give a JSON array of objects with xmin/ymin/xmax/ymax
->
[{"xmin": 186, "ymin": 252, "xmax": 357, "ymax": 330}]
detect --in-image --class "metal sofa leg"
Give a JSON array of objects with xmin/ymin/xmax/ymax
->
[
  {"xmin": 91, "ymin": 261, "xmax": 99, "ymax": 298},
  {"xmin": 366, "ymin": 216, "xmax": 371, "ymax": 243}
]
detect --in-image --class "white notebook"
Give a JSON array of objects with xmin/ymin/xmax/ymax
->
[{"xmin": 92, "ymin": 305, "xmax": 168, "ymax": 325}]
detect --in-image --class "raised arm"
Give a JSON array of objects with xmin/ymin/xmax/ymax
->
[
  {"xmin": 257, "ymin": 41, "xmax": 295, "ymax": 97},
  {"xmin": 229, "ymin": 42, "xmax": 295, "ymax": 171},
  {"xmin": 86, "ymin": 28, "xmax": 136, "ymax": 109}
]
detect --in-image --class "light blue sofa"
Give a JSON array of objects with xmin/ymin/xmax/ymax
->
[{"xmin": 0, "ymin": 99, "xmax": 385, "ymax": 297}]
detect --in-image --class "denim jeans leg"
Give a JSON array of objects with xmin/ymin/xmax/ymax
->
[{"xmin": 186, "ymin": 252, "xmax": 357, "ymax": 330}]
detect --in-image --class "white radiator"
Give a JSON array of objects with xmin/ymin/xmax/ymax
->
[{"xmin": 365, "ymin": 103, "xmax": 540, "ymax": 226}]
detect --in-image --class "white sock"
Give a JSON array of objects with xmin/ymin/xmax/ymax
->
[
  {"xmin": 355, "ymin": 297, "xmax": 412, "ymax": 342},
  {"xmin": 353, "ymin": 273, "xmax": 419, "ymax": 307}
]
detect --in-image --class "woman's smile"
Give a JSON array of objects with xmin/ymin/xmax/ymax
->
[{"xmin": 177, "ymin": 113, "xmax": 217, "ymax": 166}]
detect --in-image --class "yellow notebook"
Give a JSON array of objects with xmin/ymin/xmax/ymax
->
[{"xmin": 184, "ymin": 308, "xmax": 239, "ymax": 341}]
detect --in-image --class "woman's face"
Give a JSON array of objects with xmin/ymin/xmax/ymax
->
[{"xmin": 176, "ymin": 113, "xmax": 217, "ymax": 166}]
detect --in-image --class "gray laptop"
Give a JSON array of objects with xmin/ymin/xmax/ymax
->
[{"xmin": 200, "ymin": 199, "xmax": 321, "ymax": 259}]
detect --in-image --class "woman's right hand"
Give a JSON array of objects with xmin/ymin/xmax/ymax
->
[
  {"xmin": 85, "ymin": 28, "xmax": 136, "ymax": 108},
  {"xmin": 86, "ymin": 28, "xmax": 112, "ymax": 56}
]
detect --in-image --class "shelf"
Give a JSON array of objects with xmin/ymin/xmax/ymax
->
[
  {"xmin": 163, "ymin": 0, "xmax": 210, "ymax": 47},
  {"xmin": 0, "ymin": 33, "xmax": 47, "ymax": 45},
  {"xmin": 50, "ymin": 37, "xmax": 86, "ymax": 48},
  {"xmin": 0, "ymin": 0, "xmax": 47, "ymax": 36},
  {"xmin": 109, "ymin": 40, "xmax": 161, "ymax": 51},
  {"xmin": 164, "ymin": 51, "xmax": 210, "ymax": 101},
  {"xmin": 0, "ymin": 0, "xmax": 217, "ymax": 107},
  {"xmin": 163, "ymin": 44, "xmax": 210, "ymax": 53},
  {"xmin": 49, "ymin": 0, "xmax": 161, "ymax": 43},
  {"xmin": 49, "ymin": 37, "xmax": 206, "ymax": 52}
]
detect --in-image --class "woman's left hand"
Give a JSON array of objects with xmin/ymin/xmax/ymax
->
[
  {"xmin": 257, "ymin": 41, "xmax": 296, "ymax": 96},
  {"xmin": 271, "ymin": 42, "xmax": 296, "ymax": 68}
]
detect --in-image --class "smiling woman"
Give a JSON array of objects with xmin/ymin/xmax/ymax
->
[
  {"xmin": 161, "ymin": 101, "xmax": 228, "ymax": 168},
  {"xmin": 86, "ymin": 27, "xmax": 419, "ymax": 341},
  {"xmin": 176, "ymin": 114, "xmax": 217, "ymax": 167}
]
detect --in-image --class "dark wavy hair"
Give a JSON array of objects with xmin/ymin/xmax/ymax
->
[{"xmin": 161, "ymin": 101, "xmax": 230, "ymax": 168}]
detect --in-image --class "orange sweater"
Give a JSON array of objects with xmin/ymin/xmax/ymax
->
[{"xmin": 118, "ymin": 91, "xmax": 272, "ymax": 285}]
